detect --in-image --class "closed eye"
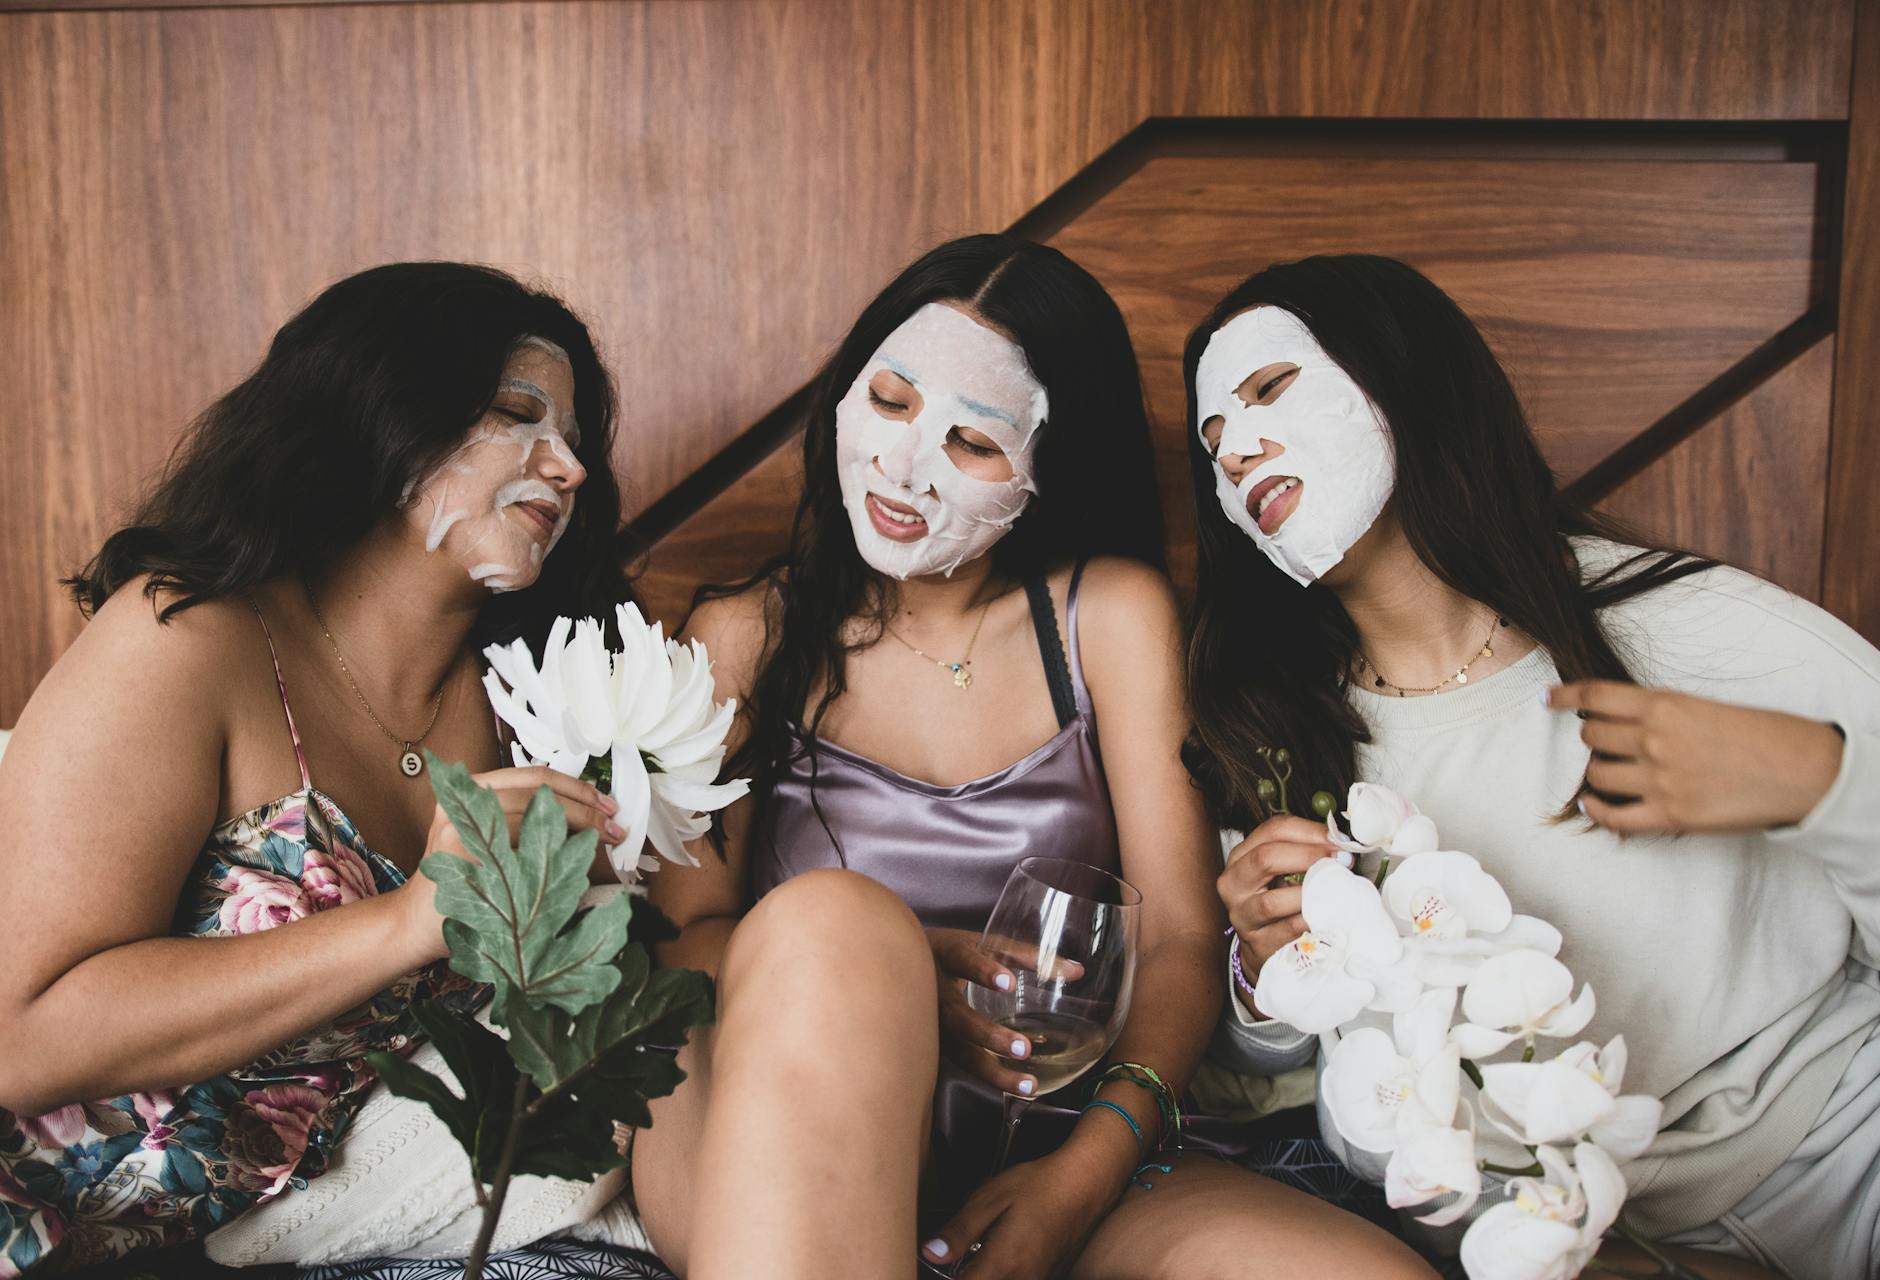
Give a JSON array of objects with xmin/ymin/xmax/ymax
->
[
  {"xmin": 947, "ymin": 427, "xmax": 1001, "ymax": 459},
  {"xmin": 868, "ymin": 388, "xmax": 909, "ymax": 413}
]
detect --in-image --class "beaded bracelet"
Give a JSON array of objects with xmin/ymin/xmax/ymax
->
[
  {"xmin": 1080, "ymin": 1098, "xmax": 1145, "ymax": 1160},
  {"xmin": 1099, "ymin": 1061, "xmax": 1183, "ymax": 1150},
  {"xmin": 1226, "ymin": 926, "xmax": 1260, "ymax": 1006}
]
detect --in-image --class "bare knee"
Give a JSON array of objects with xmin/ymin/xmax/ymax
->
[{"xmin": 726, "ymin": 868, "xmax": 933, "ymax": 988}]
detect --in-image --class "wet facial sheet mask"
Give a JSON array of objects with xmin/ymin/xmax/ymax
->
[
  {"xmin": 406, "ymin": 336, "xmax": 581, "ymax": 593},
  {"xmin": 1196, "ymin": 307, "xmax": 1395, "ymax": 585},
  {"xmin": 834, "ymin": 303, "xmax": 1049, "ymax": 579}
]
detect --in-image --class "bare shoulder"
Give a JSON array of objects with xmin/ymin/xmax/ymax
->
[
  {"xmin": 1071, "ymin": 556, "xmax": 1183, "ymax": 671},
  {"xmin": 678, "ymin": 579, "xmax": 780, "ymax": 705},
  {"xmin": 30, "ymin": 579, "xmax": 255, "ymax": 725}
]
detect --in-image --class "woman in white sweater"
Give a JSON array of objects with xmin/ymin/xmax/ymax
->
[{"xmin": 1183, "ymin": 255, "xmax": 1878, "ymax": 1279}]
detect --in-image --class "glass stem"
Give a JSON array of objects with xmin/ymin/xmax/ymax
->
[{"xmin": 993, "ymin": 1093, "xmax": 1032, "ymax": 1174}]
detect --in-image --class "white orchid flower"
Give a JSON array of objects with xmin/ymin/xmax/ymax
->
[
  {"xmin": 1384, "ymin": 851, "xmax": 1564, "ymax": 987},
  {"xmin": 482, "ymin": 604, "xmax": 750, "ymax": 882},
  {"xmin": 1459, "ymin": 1143, "xmax": 1625, "ymax": 1280},
  {"xmin": 1322, "ymin": 989, "xmax": 1483, "ymax": 1226},
  {"xmin": 1387, "ymin": 1095, "xmax": 1484, "ymax": 1227},
  {"xmin": 1254, "ymin": 858, "xmax": 1422, "ymax": 1032},
  {"xmin": 1329, "ymin": 782, "xmax": 1441, "ymax": 858},
  {"xmin": 1451, "ymin": 949, "xmax": 1596, "ymax": 1059},
  {"xmin": 1480, "ymin": 1036, "xmax": 1662, "ymax": 1160}
]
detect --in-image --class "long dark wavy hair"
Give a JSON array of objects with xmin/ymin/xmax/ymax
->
[
  {"xmin": 1182, "ymin": 254, "xmax": 1712, "ymax": 830},
  {"xmin": 69, "ymin": 261, "xmax": 634, "ymax": 646},
  {"xmin": 710, "ymin": 234, "xmax": 1166, "ymax": 847}
]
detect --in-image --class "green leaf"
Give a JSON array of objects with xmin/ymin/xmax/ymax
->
[
  {"xmin": 420, "ymin": 757, "xmax": 622, "ymax": 1016},
  {"xmin": 371, "ymin": 1003, "xmax": 527, "ymax": 1185}
]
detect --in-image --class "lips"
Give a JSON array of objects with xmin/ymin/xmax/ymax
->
[
  {"xmin": 1245, "ymin": 474, "xmax": 1302, "ymax": 535},
  {"xmin": 511, "ymin": 498, "xmax": 563, "ymax": 536},
  {"xmin": 866, "ymin": 491, "xmax": 929, "ymax": 542}
]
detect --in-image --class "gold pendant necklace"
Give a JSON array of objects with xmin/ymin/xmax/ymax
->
[
  {"xmin": 884, "ymin": 595, "xmax": 995, "ymax": 690},
  {"xmin": 1359, "ymin": 615, "xmax": 1506, "ymax": 698},
  {"xmin": 303, "ymin": 582, "xmax": 447, "ymax": 776}
]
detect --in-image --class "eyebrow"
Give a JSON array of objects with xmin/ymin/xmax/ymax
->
[
  {"xmin": 882, "ymin": 356, "xmax": 920, "ymax": 385},
  {"xmin": 499, "ymin": 377, "xmax": 551, "ymax": 404},
  {"xmin": 957, "ymin": 394, "xmax": 1017, "ymax": 427}
]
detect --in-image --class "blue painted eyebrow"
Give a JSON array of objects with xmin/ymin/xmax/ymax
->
[
  {"xmin": 957, "ymin": 395, "xmax": 1016, "ymax": 427},
  {"xmin": 882, "ymin": 356, "xmax": 919, "ymax": 384}
]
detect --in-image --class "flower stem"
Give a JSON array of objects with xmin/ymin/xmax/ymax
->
[
  {"xmin": 1460, "ymin": 1057, "xmax": 1485, "ymax": 1090},
  {"xmin": 467, "ymin": 1074, "xmax": 533, "ymax": 1280},
  {"xmin": 1521, "ymin": 1036, "xmax": 1536, "ymax": 1063},
  {"xmin": 1610, "ymin": 1215, "xmax": 1707, "ymax": 1280},
  {"xmin": 1373, "ymin": 856, "xmax": 1391, "ymax": 887}
]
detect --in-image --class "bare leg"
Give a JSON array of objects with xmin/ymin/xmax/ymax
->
[
  {"xmin": 632, "ymin": 870, "xmax": 939, "ymax": 1279},
  {"xmin": 1070, "ymin": 1153, "xmax": 1435, "ymax": 1279}
]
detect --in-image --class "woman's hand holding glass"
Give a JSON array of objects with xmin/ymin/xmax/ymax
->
[{"xmin": 928, "ymin": 927, "xmax": 1057, "ymax": 1097}]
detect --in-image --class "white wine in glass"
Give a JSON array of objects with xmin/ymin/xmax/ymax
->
[{"xmin": 965, "ymin": 857, "xmax": 1141, "ymax": 1173}]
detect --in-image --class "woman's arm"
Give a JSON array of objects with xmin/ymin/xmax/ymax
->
[
  {"xmin": 1062, "ymin": 558, "xmax": 1227, "ymax": 1159},
  {"xmin": 646, "ymin": 588, "xmax": 773, "ymax": 979},
  {"xmin": 0, "ymin": 589, "xmax": 442, "ymax": 1115}
]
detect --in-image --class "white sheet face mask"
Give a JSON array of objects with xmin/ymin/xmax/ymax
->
[
  {"xmin": 833, "ymin": 303, "xmax": 1049, "ymax": 580},
  {"xmin": 402, "ymin": 336, "xmax": 585, "ymax": 594},
  {"xmin": 1196, "ymin": 307, "xmax": 1395, "ymax": 586}
]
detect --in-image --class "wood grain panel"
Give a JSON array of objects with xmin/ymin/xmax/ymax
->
[
  {"xmin": 1599, "ymin": 338, "xmax": 1836, "ymax": 601},
  {"xmin": 1825, "ymin": 0, "xmax": 1880, "ymax": 639},
  {"xmin": 0, "ymin": 0, "xmax": 1858, "ymax": 720}
]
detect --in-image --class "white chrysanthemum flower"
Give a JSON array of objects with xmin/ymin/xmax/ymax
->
[{"xmin": 482, "ymin": 604, "xmax": 751, "ymax": 881}]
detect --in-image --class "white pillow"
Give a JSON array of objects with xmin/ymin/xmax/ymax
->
[{"xmin": 205, "ymin": 1028, "xmax": 650, "ymax": 1266}]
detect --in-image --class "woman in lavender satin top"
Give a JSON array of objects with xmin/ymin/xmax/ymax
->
[{"xmin": 637, "ymin": 235, "xmax": 1432, "ymax": 1280}]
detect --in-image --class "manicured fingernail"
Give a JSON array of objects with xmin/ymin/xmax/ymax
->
[
  {"xmin": 924, "ymin": 1239, "xmax": 949, "ymax": 1260},
  {"xmin": 599, "ymin": 794, "xmax": 619, "ymax": 813},
  {"xmin": 606, "ymin": 822, "xmax": 627, "ymax": 842},
  {"xmin": 1335, "ymin": 850, "xmax": 1355, "ymax": 869},
  {"xmin": 1017, "ymin": 1078, "xmax": 1036, "ymax": 1095},
  {"xmin": 995, "ymin": 972, "xmax": 1013, "ymax": 991},
  {"xmin": 1576, "ymin": 797, "xmax": 1588, "ymax": 817},
  {"xmin": 1010, "ymin": 1037, "xmax": 1029, "ymax": 1058},
  {"xmin": 1540, "ymin": 688, "xmax": 1554, "ymax": 709}
]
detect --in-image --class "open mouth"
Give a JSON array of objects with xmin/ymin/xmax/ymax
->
[
  {"xmin": 1245, "ymin": 475, "xmax": 1302, "ymax": 536},
  {"xmin": 866, "ymin": 492, "xmax": 929, "ymax": 542},
  {"xmin": 511, "ymin": 498, "xmax": 563, "ymax": 537}
]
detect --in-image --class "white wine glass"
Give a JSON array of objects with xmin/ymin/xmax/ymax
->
[{"xmin": 965, "ymin": 856, "xmax": 1141, "ymax": 1175}]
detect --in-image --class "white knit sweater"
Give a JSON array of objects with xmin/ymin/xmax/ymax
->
[{"xmin": 1215, "ymin": 540, "xmax": 1880, "ymax": 1240}]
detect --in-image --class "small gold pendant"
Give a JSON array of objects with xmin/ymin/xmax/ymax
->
[
  {"xmin": 1455, "ymin": 671, "xmax": 1469, "ymax": 685},
  {"xmin": 399, "ymin": 747, "xmax": 424, "ymax": 778},
  {"xmin": 950, "ymin": 662, "xmax": 972, "ymax": 690}
]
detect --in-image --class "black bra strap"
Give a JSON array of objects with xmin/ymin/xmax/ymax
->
[{"xmin": 1024, "ymin": 577, "xmax": 1078, "ymax": 730}]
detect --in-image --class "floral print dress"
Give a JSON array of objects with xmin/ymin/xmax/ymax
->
[{"xmin": 0, "ymin": 608, "xmax": 486, "ymax": 1275}]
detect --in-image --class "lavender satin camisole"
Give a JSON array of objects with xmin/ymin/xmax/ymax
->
[{"xmin": 752, "ymin": 561, "xmax": 1121, "ymax": 932}]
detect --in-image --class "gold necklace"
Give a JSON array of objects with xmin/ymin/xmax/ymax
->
[
  {"xmin": 1359, "ymin": 615, "xmax": 1506, "ymax": 698},
  {"xmin": 303, "ymin": 582, "xmax": 447, "ymax": 777},
  {"xmin": 883, "ymin": 596, "xmax": 995, "ymax": 690}
]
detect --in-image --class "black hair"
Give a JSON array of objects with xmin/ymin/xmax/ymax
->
[
  {"xmin": 69, "ymin": 261, "xmax": 634, "ymax": 646},
  {"xmin": 1181, "ymin": 254, "xmax": 1712, "ymax": 828},
  {"xmin": 708, "ymin": 233, "xmax": 1165, "ymax": 847}
]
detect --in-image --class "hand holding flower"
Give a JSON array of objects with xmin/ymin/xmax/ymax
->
[
  {"xmin": 1218, "ymin": 813, "xmax": 1348, "ymax": 976},
  {"xmin": 1547, "ymin": 681, "xmax": 1844, "ymax": 834}
]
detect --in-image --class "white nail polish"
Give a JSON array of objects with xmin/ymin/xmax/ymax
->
[
  {"xmin": 1539, "ymin": 688, "xmax": 1554, "ymax": 709},
  {"xmin": 924, "ymin": 1239, "xmax": 949, "ymax": 1260},
  {"xmin": 1010, "ymin": 1037, "xmax": 1028, "ymax": 1057},
  {"xmin": 1018, "ymin": 1078, "xmax": 1036, "ymax": 1095},
  {"xmin": 1576, "ymin": 797, "xmax": 1589, "ymax": 817},
  {"xmin": 1335, "ymin": 850, "xmax": 1355, "ymax": 869},
  {"xmin": 995, "ymin": 972, "xmax": 1013, "ymax": 991}
]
